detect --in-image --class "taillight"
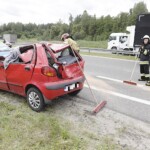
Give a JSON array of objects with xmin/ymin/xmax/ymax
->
[{"xmin": 41, "ymin": 66, "xmax": 56, "ymax": 77}]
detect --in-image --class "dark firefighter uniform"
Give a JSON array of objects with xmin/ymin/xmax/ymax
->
[{"xmin": 139, "ymin": 44, "xmax": 150, "ymax": 82}]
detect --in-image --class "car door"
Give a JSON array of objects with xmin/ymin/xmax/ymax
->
[
  {"xmin": 0, "ymin": 62, "xmax": 9, "ymax": 90},
  {"xmin": 0, "ymin": 51, "xmax": 10, "ymax": 90},
  {"xmin": 5, "ymin": 48, "xmax": 35, "ymax": 95}
]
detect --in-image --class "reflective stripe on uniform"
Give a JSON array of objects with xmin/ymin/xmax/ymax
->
[
  {"xmin": 145, "ymin": 74, "xmax": 150, "ymax": 77},
  {"xmin": 139, "ymin": 61, "xmax": 149, "ymax": 65},
  {"xmin": 146, "ymin": 81, "xmax": 150, "ymax": 86},
  {"xmin": 140, "ymin": 74, "xmax": 145, "ymax": 77},
  {"xmin": 144, "ymin": 49, "xmax": 148, "ymax": 55}
]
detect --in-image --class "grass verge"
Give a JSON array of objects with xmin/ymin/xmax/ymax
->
[
  {"xmin": 77, "ymin": 40, "xmax": 107, "ymax": 49},
  {"xmin": 17, "ymin": 39, "xmax": 107, "ymax": 49},
  {"xmin": 0, "ymin": 91, "xmax": 125, "ymax": 150},
  {"xmin": 81, "ymin": 52, "xmax": 136, "ymax": 60},
  {"xmin": 0, "ymin": 101, "xmax": 85, "ymax": 150},
  {"xmin": 17, "ymin": 38, "xmax": 39, "ymax": 43}
]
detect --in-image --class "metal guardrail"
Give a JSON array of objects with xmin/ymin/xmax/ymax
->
[
  {"xmin": 114, "ymin": 50, "xmax": 139, "ymax": 55},
  {"xmin": 80, "ymin": 47, "xmax": 110, "ymax": 52},
  {"xmin": 80, "ymin": 47, "xmax": 139, "ymax": 55}
]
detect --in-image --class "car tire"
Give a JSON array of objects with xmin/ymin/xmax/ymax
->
[
  {"xmin": 111, "ymin": 47, "xmax": 117, "ymax": 54},
  {"xmin": 27, "ymin": 87, "xmax": 45, "ymax": 112},
  {"xmin": 68, "ymin": 89, "xmax": 81, "ymax": 96}
]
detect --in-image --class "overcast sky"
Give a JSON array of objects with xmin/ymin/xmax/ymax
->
[{"xmin": 0, "ymin": 0, "xmax": 150, "ymax": 25}]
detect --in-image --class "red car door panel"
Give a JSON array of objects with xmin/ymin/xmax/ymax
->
[
  {"xmin": 5, "ymin": 63, "xmax": 34, "ymax": 95},
  {"xmin": 0, "ymin": 63, "xmax": 9, "ymax": 90}
]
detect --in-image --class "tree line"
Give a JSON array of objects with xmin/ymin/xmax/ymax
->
[{"xmin": 0, "ymin": 2, "xmax": 148, "ymax": 41}]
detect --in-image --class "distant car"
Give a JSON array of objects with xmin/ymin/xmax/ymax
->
[
  {"xmin": 0, "ymin": 43, "xmax": 85, "ymax": 111},
  {"xmin": 0, "ymin": 43, "xmax": 11, "ymax": 51}
]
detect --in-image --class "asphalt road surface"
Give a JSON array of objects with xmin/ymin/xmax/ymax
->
[{"xmin": 78, "ymin": 54, "xmax": 150, "ymax": 123}]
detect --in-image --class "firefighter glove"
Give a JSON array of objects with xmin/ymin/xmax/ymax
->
[{"xmin": 144, "ymin": 49, "xmax": 148, "ymax": 55}]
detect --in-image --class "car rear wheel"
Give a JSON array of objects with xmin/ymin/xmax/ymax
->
[
  {"xmin": 27, "ymin": 87, "xmax": 45, "ymax": 112},
  {"xmin": 68, "ymin": 89, "xmax": 81, "ymax": 96}
]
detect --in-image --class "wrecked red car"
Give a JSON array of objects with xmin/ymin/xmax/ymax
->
[{"xmin": 0, "ymin": 43, "xmax": 85, "ymax": 111}]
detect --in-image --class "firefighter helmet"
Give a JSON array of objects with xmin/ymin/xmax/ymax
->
[
  {"xmin": 61, "ymin": 33, "xmax": 70, "ymax": 41},
  {"xmin": 143, "ymin": 35, "xmax": 150, "ymax": 40}
]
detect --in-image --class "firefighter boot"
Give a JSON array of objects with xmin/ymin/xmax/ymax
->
[
  {"xmin": 146, "ymin": 81, "xmax": 150, "ymax": 86},
  {"xmin": 138, "ymin": 76, "xmax": 146, "ymax": 81}
]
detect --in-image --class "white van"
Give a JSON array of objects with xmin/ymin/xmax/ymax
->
[
  {"xmin": 107, "ymin": 26, "xmax": 135, "ymax": 53},
  {"xmin": 108, "ymin": 33, "xmax": 128, "ymax": 51}
]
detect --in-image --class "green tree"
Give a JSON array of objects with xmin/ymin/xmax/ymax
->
[{"xmin": 0, "ymin": 1, "xmax": 148, "ymax": 41}]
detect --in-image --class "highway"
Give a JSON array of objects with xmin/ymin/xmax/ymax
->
[{"xmin": 78, "ymin": 54, "xmax": 150, "ymax": 123}]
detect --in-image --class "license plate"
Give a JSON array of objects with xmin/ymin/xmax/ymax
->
[
  {"xmin": 70, "ymin": 84, "xmax": 75, "ymax": 90},
  {"xmin": 64, "ymin": 83, "xmax": 76, "ymax": 91}
]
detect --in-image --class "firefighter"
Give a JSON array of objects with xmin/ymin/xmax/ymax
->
[
  {"xmin": 138, "ymin": 35, "xmax": 150, "ymax": 86},
  {"xmin": 61, "ymin": 33, "xmax": 80, "ymax": 53}
]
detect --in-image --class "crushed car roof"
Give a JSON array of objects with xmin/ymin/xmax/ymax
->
[{"xmin": 48, "ymin": 44, "xmax": 70, "ymax": 53}]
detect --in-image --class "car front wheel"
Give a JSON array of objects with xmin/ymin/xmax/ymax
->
[{"xmin": 27, "ymin": 87, "xmax": 45, "ymax": 112}]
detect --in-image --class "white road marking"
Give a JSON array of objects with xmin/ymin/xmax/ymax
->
[
  {"xmin": 97, "ymin": 75, "xmax": 123, "ymax": 83},
  {"xmin": 84, "ymin": 84, "xmax": 150, "ymax": 106},
  {"xmin": 83, "ymin": 54, "xmax": 137, "ymax": 62},
  {"xmin": 96, "ymin": 75, "xmax": 144, "ymax": 88}
]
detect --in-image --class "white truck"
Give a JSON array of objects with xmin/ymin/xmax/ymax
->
[
  {"xmin": 3, "ymin": 34, "xmax": 17, "ymax": 44},
  {"xmin": 107, "ymin": 26, "xmax": 135, "ymax": 53},
  {"xmin": 108, "ymin": 13, "xmax": 150, "ymax": 54}
]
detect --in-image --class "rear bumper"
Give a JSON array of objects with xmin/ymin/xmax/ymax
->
[
  {"xmin": 45, "ymin": 76, "xmax": 85, "ymax": 90},
  {"xmin": 42, "ymin": 76, "xmax": 85, "ymax": 101}
]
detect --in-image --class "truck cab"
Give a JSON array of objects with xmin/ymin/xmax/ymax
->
[{"xmin": 107, "ymin": 33, "xmax": 128, "ymax": 52}]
